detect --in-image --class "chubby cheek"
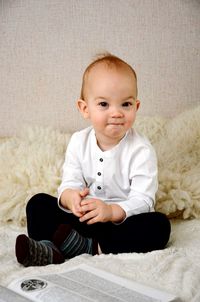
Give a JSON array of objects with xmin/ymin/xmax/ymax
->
[
  {"xmin": 126, "ymin": 113, "xmax": 136, "ymax": 128},
  {"xmin": 90, "ymin": 114, "xmax": 106, "ymax": 128}
]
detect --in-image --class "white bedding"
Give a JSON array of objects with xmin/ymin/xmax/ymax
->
[{"xmin": 0, "ymin": 219, "xmax": 200, "ymax": 302}]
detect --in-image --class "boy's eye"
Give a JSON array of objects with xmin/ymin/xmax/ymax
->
[
  {"xmin": 99, "ymin": 102, "xmax": 108, "ymax": 107},
  {"xmin": 122, "ymin": 102, "xmax": 133, "ymax": 107}
]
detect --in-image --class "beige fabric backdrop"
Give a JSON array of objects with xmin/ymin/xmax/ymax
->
[{"xmin": 0, "ymin": 0, "xmax": 200, "ymax": 136}]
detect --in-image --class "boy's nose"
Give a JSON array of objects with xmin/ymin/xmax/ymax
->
[{"xmin": 111, "ymin": 107, "xmax": 123, "ymax": 117}]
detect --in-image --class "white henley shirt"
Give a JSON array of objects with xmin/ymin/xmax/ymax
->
[{"xmin": 58, "ymin": 126, "xmax": 158, "ymax": 218}]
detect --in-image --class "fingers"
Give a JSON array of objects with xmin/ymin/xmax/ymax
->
[
  {"xmin": 79, "ymin": 209, "xmax": 97, "ymax": 223},
  {"xmin": 79, "ymin": 188, "xmax": 89, "ymax": 198},
  {"xmin": 80, "ymin": 199, "xmax": 96, "ymax": 212},
  {"xmin": 71, "ymin": 188, "xmax": 89, "ymax": 217},
  {"xmin": 79, "ymin": 199, "xmax": 96, "ymax": 223},
  {"xmin": 79, "ymin": 198, "xmax": 107, "ymax": 224},
  {"xmin": 72, "ymin": 205, "xmax": 83, "ymax": 217}
]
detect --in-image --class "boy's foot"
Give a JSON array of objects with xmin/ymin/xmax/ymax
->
[
  {"xmin": 53, "ymin": 224, "xmax": 98, "ymax": 259},
  {"xmin": 15, "ymin": 234, "xmax": 65, "ymax": 267}
]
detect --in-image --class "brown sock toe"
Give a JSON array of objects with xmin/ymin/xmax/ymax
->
[{"xmin": 15, "ymin": 234, "xmax": 29, "ymax": 264}]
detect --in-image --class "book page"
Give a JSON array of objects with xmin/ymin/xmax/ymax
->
[
  {"xmin": 0, "ymin": 285, "xmax": 32, "ymax": 302},
  {"xmin": 8, "ymin": 264, "xmax": 181, "ymax": 302}
]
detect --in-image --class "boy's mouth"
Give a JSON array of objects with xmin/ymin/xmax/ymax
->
[
  {"xmin": 107, "ymin": 120, "xmax": 124, "ymax": 125},
  {"xmin": 107, "ymin": 123, "xmax": 124, "ymax": 126}
]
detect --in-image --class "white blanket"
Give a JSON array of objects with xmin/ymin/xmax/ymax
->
[{"xmin": 0, "ymin": 219, "xmax": 200, "ymax": 302}]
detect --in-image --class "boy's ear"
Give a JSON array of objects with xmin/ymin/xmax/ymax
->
[
  {"xmin": 76, "ymin": 99, "xmax": 89, "ymax": 119},
  {"xmin": 136, "ymin": 100, "xmax": 140, "ymax": 111}
]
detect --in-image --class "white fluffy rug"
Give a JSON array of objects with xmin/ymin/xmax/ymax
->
[
  {"xmin": 0, "ymin": 106, "xmax": 200, "ymax": 225},
  {"xmin": 0, "ymin": 219, "xmax": 200, "ymax": 302}
]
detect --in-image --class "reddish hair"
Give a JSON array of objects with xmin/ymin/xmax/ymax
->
[{"xmin": 80, "ymin": 53, "xmax": 138, "ymax": 100}]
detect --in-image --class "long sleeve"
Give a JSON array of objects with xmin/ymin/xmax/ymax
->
[
  {"xmin": 117, "ymin": 144, "xmax": 158, "ymax": 218},
  {"xmin": 57, "ymin": 132, "xmax": 86, "ymax": 202}
]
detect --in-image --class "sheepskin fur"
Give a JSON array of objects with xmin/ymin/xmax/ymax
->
[{"xmin": 0, "ymin": 106, "xmax": 200, "ymax": 226}]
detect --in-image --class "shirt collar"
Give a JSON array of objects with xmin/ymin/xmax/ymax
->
[{"xmin": 91, "ymin": 128, "xmax": 130, "ymax": 158}]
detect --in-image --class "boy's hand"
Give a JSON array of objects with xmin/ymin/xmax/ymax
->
[
  {"xmin": 60, "ymin": 188, "xmax": 89, "ymax": 217},
  {"xmin": 79, "ymin": 198, "xmax": 126, "ymax": 224}
]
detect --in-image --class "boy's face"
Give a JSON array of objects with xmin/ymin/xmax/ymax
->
[{"xmin": 77, "ymin": 63, "xmax": 140, "ymax": 150}]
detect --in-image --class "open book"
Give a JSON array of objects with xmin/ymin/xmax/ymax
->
[{"xmin": 0, "ymin": 264, "xmax": 181, "ymax": 302}]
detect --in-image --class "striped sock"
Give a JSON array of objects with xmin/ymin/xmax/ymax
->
[
  {"xmin": 53, "ymin": 224, "xmax": 97, "ymax": 259},
  {"xmin": 15, "ymin": 234, "xmax": 65, "ymax": 267}
]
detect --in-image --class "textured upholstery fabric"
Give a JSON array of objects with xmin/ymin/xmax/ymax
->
[{"xmin": 0, "ymin": 0, "xmax": 200, "ymax": 136}]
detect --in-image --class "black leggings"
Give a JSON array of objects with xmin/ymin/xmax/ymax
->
[{"xmin": 26, "ymin": 193, "xmax": 171, "ymax": 254}]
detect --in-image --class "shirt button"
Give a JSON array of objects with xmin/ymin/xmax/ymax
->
[
  {"xmin": 97, "ymin": 186, "xmax": 102, "ymax": 190},
  {"xmin": 97, "ymin": 172, "xmax": 101, "ymax": 176},
  {"xmin": 99, "ymin": 158, "xmax": 103, "ymax": 162}
]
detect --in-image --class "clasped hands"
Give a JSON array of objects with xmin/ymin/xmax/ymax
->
[
  {"xmin": 61, "ymin": 188, "xmax": 126, "ymax": 224},
  {"xmin": 72, "ymin": 187, "xmax": 113, "ymax": 224}
]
